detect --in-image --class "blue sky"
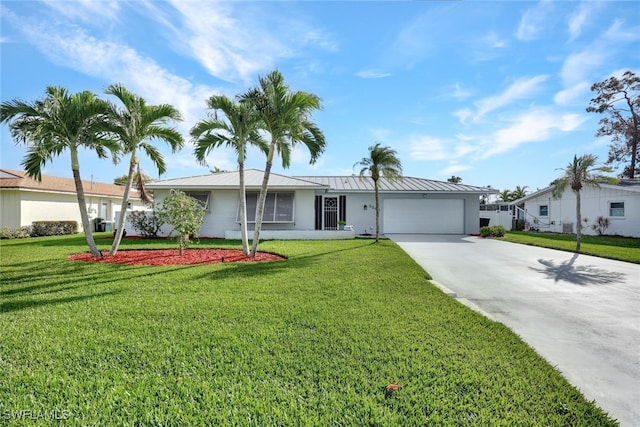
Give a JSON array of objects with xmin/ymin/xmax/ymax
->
[{"xmin": 1, "ymin": 1, "xmax": 639, "ymax": 193}]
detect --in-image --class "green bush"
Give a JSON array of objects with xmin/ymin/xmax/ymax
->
[
  {"xmin": 128, "ymin": 210, "xmax": 165, "ymax": 238},
  {"xmin": 0, "ymin": 226, "xmax": 31, "ymax": 239},
  {"xmin": 30, "ymin": 221, "xmax": 78, "ymax": 237},
  {"xmin": 480, "ymin": 225, "xmax": 506, "ymax": 238},
  {"xmin": 490, "ymin": 225, "xmax": 506, "ymax": 237}
]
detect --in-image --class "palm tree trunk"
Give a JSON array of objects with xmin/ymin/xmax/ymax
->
[
  {"xmin": 250, "ymin": 160, "xmax": 272, "ymax": 256},
  {"xmin": 238, "ymin": 162, "xmax": 250, "ymax": 256},
  {"xmin": 109, "ymin": 154, "xmax": 136, "ymax": 256},
  {"xmin": 374, "ymin": 180, "xmax": 380, "ymax": 243},
  {"xmin": 575, "ymin": 191, "xmax": 582, "ymax": 252},
  {"xmin": 71, "ymin": 149, "xmax": 101, "ymax": 257}
]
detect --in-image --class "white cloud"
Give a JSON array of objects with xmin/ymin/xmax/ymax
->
[
  {"xmin": 484, "ymin": 109, "xmax": 586, "ymax": 158},
  {"xmin": 554, "ymin": 82, "xmax": 590, "ymax": 106},
  {"xmin": 473, "ymin": 75, "xmax": 549, "ymax": 121},
  {"xmin": 559, "ymin": 49, "xmax": 607, "ymax": 86},
  {"xmin": 603, "ymin": 19, "xmax": 640, "ymax": 43},
  {"xmin": 451, "ymin": 83, "xmax": 472, "ymax": 100},
  {"xmin": 516, "ymin": 0, "xmax": 555, "ymax": 41},
  {"xmin": 440, "ymin": 164, "xmax": 471, "ymax": 176},
  {"xmin": 355, "ymin": 70, "xmax": 391, "ymax": 79},
  {"xmin": 140, "ymin": 1, "xmax": 337, "ymax": 83},
  {"xmin": 409, "ymin": 135, "xmax": 477, "ymax": 161},
  {"xmin": 568, "ymin": 2, "xmax": 593, "ymax": 41},
  {"xmin": 43, "ymin": 0, "xmax": 121, "ymax": 24}
]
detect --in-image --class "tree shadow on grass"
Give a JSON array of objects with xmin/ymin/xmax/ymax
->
[
  {"xmin": 529, "ymin": 253, "xmax": 626, "ymax": 286},
  {"xmin": 0, "ymin": 290, "xmax": 122, "ymax": 313}
]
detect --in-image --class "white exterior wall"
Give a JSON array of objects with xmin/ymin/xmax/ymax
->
[
  {"xmin": 523, "ymin": 186, "xmax": 639, "ymax": 237},
  {"xmin": 0, "ymin": 188, "xmax": 145, "ymax": 232},
  {"xmin": 150, "ymin": 188, "xmax": 318, "ymax": 238}
]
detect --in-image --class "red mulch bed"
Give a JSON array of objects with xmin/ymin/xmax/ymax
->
[{"xmin": 68, "ymin": 249, "xmax": 285, "ymax": 266}]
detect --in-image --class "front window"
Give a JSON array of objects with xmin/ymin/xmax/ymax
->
[
  {"xmin": 609, "ymin": 202, "xmax": 625, "ymax": 217},
  {"xmin": 539, "ymin": 205, "xmax": 548, "ymax": 216},
  {"xmin": 185, "ymin": 191, "xmax": 210, "ymax": 210},
  {"xmin": 240, "ymin": 192, "xmax": 294, "ymax": 223}
]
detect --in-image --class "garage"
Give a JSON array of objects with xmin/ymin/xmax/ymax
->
[{"xmin": 383, "ymin": 198, "xmax": 464, "ymax": 234}]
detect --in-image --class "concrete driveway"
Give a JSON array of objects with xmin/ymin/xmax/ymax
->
[{"xmin": 388, "ymin": 234, "xmax": 640, "ymax": 426}]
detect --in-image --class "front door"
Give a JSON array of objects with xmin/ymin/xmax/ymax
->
[{"xmin": 323, "ymin": 197, "xmax": 338, "ymax": 230}]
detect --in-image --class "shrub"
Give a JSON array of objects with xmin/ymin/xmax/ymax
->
[
  {"xmin": 30, "ymin": 221, "xmax": 78, "ymax": 237},
  {"xmin": 128, "ymin": 210, "xmax": 165, "ymax": 238},
  {"xmin": 490, "ymin": 225, "xmax": 506, "ymax": 237},
  {"xmin": 0, "ymin": 226, "xmax": 31, "ymax": 239},
  {"xmin": 480, "ymin": 225, "xmax": 506, "ymax": 238},
  {"xmin": 159, "ymin": 189, "xmax": 206, "ymax": 255},
  {"xmin": 591, "ymin": 216, "xmax": 611, "ymax": 235}
]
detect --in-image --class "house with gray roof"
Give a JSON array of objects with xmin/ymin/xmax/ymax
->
[
  {"xmin": 510, "ymin": 179, "xmax": 640, "ymax": 238},
  {"xmin": 145, "ymin": 169, "xmax": 495, "ymax": 239}
]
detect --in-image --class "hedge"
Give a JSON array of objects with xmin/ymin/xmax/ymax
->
[{"xmin": 30, "ymin": 221, "xmax": 78, "ymax": 237}]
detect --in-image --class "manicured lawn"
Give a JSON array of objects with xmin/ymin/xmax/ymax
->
[
  {"xmin": 1, "ymin": 234, "xmax": 616, "ymax": 425},
  {"xmin": 502, "ymin": 231, "xmax": 640, "ymax": 263}
]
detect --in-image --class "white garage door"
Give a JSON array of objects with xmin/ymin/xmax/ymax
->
[{"xmin": 383, "ymin": 199, "xmax": 464, "ymax": 234}]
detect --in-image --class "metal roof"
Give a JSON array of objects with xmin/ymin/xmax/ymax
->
[
  {"xmin": 510, "ymin": 179, "xmax": 640, "ymax": 204},
  {"xmin": 147, "ymin": 169, "xmax": 329, "ymax": 190},
  {"xmin": 295, "ymin": 175, "xmax": 494, "ymax": 194}
]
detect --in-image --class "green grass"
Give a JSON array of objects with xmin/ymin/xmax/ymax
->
[
  {"xmin": 1, "ymin": 234, "xmax": 617, "ymax": 425},
  {"xmin": 501, "ymin": 231, "xmax": 640, "ymax": 263}
]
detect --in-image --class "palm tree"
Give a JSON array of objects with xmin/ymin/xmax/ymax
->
[
  {"xmin": 0, "ymin": 86, "xmax": 116, "ymax": 257},
  {"xmin": 104, "ymin": 83, "xmax": 183, "ymax": 256},
  {"xmin": 240, "ymin": 69, "xmax": 326, "ymax": 256},
  {"xmin": 497, "ymin": 189, "xmax": 512, "ymax": 203},
  {"xmin": 551, "ymin": 154, "xmax": 614, "ymax": 251},
  {"xmin": 354, "ymin": 143, "xmax": 403, "ymax": 243},
  {"xmin": 511, "ymin": 185, "xmax": 529, "ymax": 201},
  {"xmin": 191, "ymin": 94, "xmax": 267, "ymax": 256}
]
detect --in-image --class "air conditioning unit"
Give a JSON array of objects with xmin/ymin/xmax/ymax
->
[{"xmin": 562, "ymin": 222, "xmax": 573, "ymax": 233}]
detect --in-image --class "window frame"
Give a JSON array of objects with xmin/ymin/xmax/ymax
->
[
  {"xmin": 539, "ymin": 205, "xmax": 549, "ymax": 217},
  {"xmin": 238, "ymin": 191, "xmax": 295, "ymax": 223},
  {"xmin": 609, "ymin": 201, "xmax": 625, "ymax": 218},
  {"xmin": 184, "ymin": 191, "xmax": 211, "ymax": 211}
]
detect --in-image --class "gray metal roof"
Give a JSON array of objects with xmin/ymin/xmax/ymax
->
[
  {"xmin": 147, "ymin": 169, "xmax": 329, "ymax": 190},
  {"xmin": 295, "ymin": 175, "xmax": 494, "ymax": 194},
  {"xmin": 147, "ymin": 169, "xmax": 494, "ymax": 194},
  {"xmin": 510, "ymin": 179, "xmax": 640, "ymax": 204}
]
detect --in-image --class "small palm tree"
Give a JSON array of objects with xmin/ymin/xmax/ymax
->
[
  {"xmin": 191, "ymin": 94, "xmax": 267, "ymax": 256},
  {"xmin": 511, "ymin": 185, "xmax": 529, "ymax": 200},
  {"xmin": 551, "ymin": 154, "xmax": 614, "ymax": 251},
  {"xmin": 497, "ymin": 189, "xmax": 513, "ymax": 203},
  {"xmin": 0, "ymin": 86, "xmax": 116, "ymax": 257},
  {"xmin": 240, "ymin": 69, "xmax": 326, "ymax": 256},
  {"xmin": 104, "ymin": 84, "xmax": 183, "ymax": 256},
  {"xmin": 354, "ymin": 143, "xmax": 403, "ymax": 243}
]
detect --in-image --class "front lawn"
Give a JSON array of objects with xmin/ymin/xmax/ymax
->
[
  {"xmin": 501, "ymin": 231, "xmax": 640, "ymax": 263},
  {"xmin": 0, "ymin": 235, "xmax": 616, "ymax": 425}
]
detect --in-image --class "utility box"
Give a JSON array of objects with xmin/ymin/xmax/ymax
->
[{"xmin": 94, "ymin": 218, "xmax": 105, "ymax": 232}]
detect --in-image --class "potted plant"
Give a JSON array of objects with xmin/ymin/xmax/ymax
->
[{"xmin": 338, "ymin": 220, "xmax": 346, "ymax": 231}]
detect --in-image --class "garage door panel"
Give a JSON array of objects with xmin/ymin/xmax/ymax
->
[{"xmin": 383, "ymin": 199, "xmax": 463, "ymax": 234}]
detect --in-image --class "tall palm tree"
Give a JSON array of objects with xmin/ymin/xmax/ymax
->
[
  {"xmin": 551, "ymin": 154, "xmax": 614, "ymax": 251},
  {"xmin": 191, "ymin": 94, "xmax": 267, "ymax": 256},
  {"xmin": 240, "ymin": 69, "xmax": 326, "ymax": 256},
  {"xmin": 0, "ymin": 86, "xmax": 116, "ymax": 257},
  {"xmin": 354, "ymin": 143, "xmax": 403, "ymax": 243},
  {"xmin": 104, "ymin": 83, "xmax": 184, "ymax": 256}
]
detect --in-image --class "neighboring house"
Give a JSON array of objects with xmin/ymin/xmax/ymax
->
[
  {"xmin": 145, "ymin": 169, "xmax": 495, "ymax": 239},
  {"xmin": 510, "ymin": 179, "xmax": 640, "ymax": 237},
  {"xmin": 0, "ymin": 169, "xmax": 146, "ymax": 231}
]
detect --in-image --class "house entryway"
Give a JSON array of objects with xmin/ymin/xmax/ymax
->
[{"xmin": 315, "ymin": 195, "xmax": 346, "ymax": 230}]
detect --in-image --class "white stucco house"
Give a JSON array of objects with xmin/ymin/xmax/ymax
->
[
  {"xmin": 0, "ymin": 169, "xmax": 146, "ymax": 231},
  {"xmin": 511, "ymin": 179, "xmax": 640, "ymax": 237},
  {"xmin": 144, "ymin": 169, "xmax": 496, "ymax": 239}
]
